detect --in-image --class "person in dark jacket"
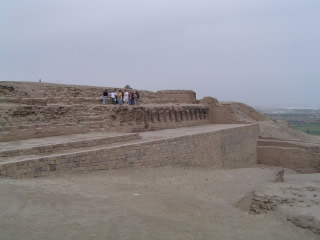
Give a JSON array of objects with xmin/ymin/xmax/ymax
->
[
  {"xmin": 135, "ymin": 91, "xmax": 140, "ymax": 106},
  {"xmin": 129, "ymin": 91, "xmax": 134, "ymax": 105},
  {"xmin": 102, "ymin": 89, "xmax": 108, "ymax": 104}
]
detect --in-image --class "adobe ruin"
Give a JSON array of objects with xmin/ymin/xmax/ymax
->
[
  {"xmin": 0, "ymin": 81, "xmax": 319, "ymax": 178},
  {"xmin": 1, "ymin": 81, "xmax": 320, "ymax": 238}
]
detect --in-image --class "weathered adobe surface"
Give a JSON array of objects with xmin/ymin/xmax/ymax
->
[
  {"xmin": 0, "ymin": 124, "xmax": 259, "ymax": 178},
  {"xmin": 0, "ymin": 104, "xmax": 209, "ymax": 141},
  {"xmin": 199, "ymin": 98, "xmax": 320, "ymax": 173},
  {"xmin": 0, "ymin": 82, "xmax": 320, "ymax": 238},
  {"xmin": 0, "ymin": 103, "xmax": 209, "ymax": 127},
  {"xmin": 0, "ymin": 82, "xmax": 317, "ymax": 143},
  {"xmin": 0, "ymin": 81, "xmax": 150, "ymax": 99},
  {"xmin": 199, "ymin": 97, "xmax": 268, "ymax": 124},
  {"xmin": 1, "ymin": 81, "xmax": 320, "ymax": 174},
  {"xmin": 154, "ymin": 90, "xmax": 197, "ymax": 104},
  {"xmin": 257, "ymin": 141, "xmax": 320, "ymax": 173},
  {"xmin": 256, "ymin": 119, "xmax": 320, "ymax": 173},
  {"xmin": 0, "ymin": 81, "xmax": 197, "ymax": 104},
  {"xmin": 195, "ymin": 97, "xmax": 320, "ymax": 173},
  {"xmin": 237, "ymin": 173, "xmax": 320, "ymax": 236},
  {"xmin": 0, "ymin": 82, "xmax": 204, "ymax": 140},
  {"xmin": 0, "ymin": 82, "xmax": 268, "ymax": 127}
]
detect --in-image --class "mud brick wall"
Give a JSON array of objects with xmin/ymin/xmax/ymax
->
[
  {"xmin": 113, "ymin": 105, "xmax": 210, "ymax": 132},
  {"xmin": 0, "ymin": 124, "xmax": 259, "ymax": 178},
  {"xmin": 0, "ymin": 105, "xmax": 210, "ymax": 141},
  {"xmin": 257, "ymin": 142, "xmax": 320, "ymax": 173},
  {"xmin": 0, "ymin": 104, "xmax": 209, "ymax": 128},
  {"xmin": 0, "ymin": 81, "xmax": 155, "ymax": 100},
  {"xmin": 154, "ymin": 90, "xmax": 197, "ymax": 103},
  {"xmin": 0, "ymin": 133, "xmax": 140, "ymax": 158},
  {"xmin": 0, "ymin": 82, "xmax": 194, "ymax": 104}
]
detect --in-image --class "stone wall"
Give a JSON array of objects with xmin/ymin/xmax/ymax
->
[
  {"xmin": 0, "ymin": 124, "xmax": 259, "ymax": 178},
  {"xmin": 257, "ymin": 140, "xmax": 320, "ymax": 173}
]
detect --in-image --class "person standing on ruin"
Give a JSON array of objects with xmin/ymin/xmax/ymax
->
[
  {"xmin": 135, "ymin": 91, "xmax": 140, "ymax": 106},
  {"xmin": 129, "ymin": 91, "xmax": 135, "ymax": 105},
  {"xmin": 114, "ymin": 89, "xmax": 118, "ymax": 104},
  {"xmin": 110, "ymin": 89, "xmax": 116, "ymax": 105},
  {"xmin": 118, "ymin": 89, "xmax": 123, "ymax": 105},
  {"xmin": 102, "ymin": 89, "xmax": 108, "ymax": 104},
  {"xmin": 123, "ymin": 90, "xmax": 129, "ymax": 105},
  {"xmin": 128, "ymin": 92, "xmax": 131, "ymax": 105}
]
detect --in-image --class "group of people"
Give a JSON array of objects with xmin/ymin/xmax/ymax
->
[{"xmin": 102, "ymin": 89, "xmax": 140, "ymax": 105}]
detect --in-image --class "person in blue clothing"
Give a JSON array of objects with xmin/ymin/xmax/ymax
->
[{"xmin": 102, "ymin": 89, "xmax": 108, "ymax": 104}]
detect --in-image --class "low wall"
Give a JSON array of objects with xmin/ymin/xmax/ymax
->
[
  {"xmin": 257, "ymin": 140, "xmax": 320, "ymax": 173},
  {"xmin": 154, "ymin": 90, "xmax": 196, "ymax": 104},
  {"xmin": 0, "ymin": 124, "xmax": 259, "ymax": 178}
]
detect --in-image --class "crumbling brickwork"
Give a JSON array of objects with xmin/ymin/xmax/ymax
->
[{"xmin": 0, "ymin": 105, "xmax": 209, "ymax": 141}]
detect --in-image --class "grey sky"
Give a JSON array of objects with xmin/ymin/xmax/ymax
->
[{"xmin": 1, "ymin": 0, "xmax": 320, "ymax": 107}]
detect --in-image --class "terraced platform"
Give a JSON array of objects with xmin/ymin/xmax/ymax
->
[
  {"xmin": 0, "ymin": 124, "xmax": 259, "ymax": 178},
  {"xmin": 0, "ymin": 132, "xmax": 141, "ymax": 160}
]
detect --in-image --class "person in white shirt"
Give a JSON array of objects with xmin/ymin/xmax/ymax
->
[
  {"xmin": 123, "ymin": 90, "xmax": 129, "ymax": 105},
  {"xmin": 110, "ymin": 89, "xmax": 117, "ymax": 105}
]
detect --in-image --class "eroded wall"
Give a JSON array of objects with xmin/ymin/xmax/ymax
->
[
  {"xmin": 200, "ymin": 97, "xmax": 268, "ymax": 124},
  {"xmin": 154, "ymin": 90, "xmax": 197, "ymax": 104},
  {"xmin": 0, "ymin": 124, "xmax": 259, "ymax": 178},
  {"xmin": 257, "ymin": 140, "xmax": 320, "ymax": 173},
  {"xmin": 0, "ymin": 105, "xmax": 210, "ymax": 141},
  {"xmin": 0, "ymin": 82, "xmax": 196, "ymax": 104}
]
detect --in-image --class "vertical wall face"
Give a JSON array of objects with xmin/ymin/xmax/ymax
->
[
  {"xmin": 119, "ymin": 105, "xmax": 210, "ymax": 132},
  {"xmin": 257, "ymin": 141, "xmax": 320, "ymax": 173},
  {"xmin": 218, "ymin": 125, "xmax": 259, "ymax": 168},
  {"xmin": 200, "ymin": 97, "xmax": 243, "ymax": 124},
  {"xmin": 0, "ymin": 124, "xmax": 259, "ymax": 178},
  {"xmin": 154, "ymin": 90, "xmax": 197, "ymax": 103},
  {"xmin": 0, "ymin": 105, "xmax": 210, "ymax": 141},
  {"xmin": 200, "ymin": 97, "xmax": 268, "ymax": 124},
  {"xmin": 210, "ymin": 105, "xmax": 242, "ymax": 124}
]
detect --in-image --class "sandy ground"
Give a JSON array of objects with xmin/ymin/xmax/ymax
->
[
  {"xmin": 250, "ymin": 173, "xmax": 320, "ymax": 234},
  {"xmin": 0, "ymin": 166, "xmax": 319, "ymax": 240}
]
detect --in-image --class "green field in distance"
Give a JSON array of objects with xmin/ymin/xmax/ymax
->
[
  {"xmin": 258, "ymin": 107, "xmax": 320, "ymax": 136},
  {"xmin": 291, "ymin": 123, "xmax": 320, "ymax": 136}
]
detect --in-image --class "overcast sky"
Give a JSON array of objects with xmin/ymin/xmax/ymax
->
[{"xmin": 1, "ymin": 0, "xmax": 319, "ymax": 107}]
